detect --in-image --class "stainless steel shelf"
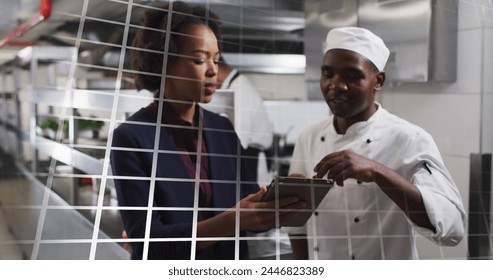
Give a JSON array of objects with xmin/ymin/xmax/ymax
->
[
  {"xmin": 15, "ymin": 46, "xmax": 77, "ymax": 66},
  {"xmin": 19, "ymin": 88, "xmax": 153, "ymax": 113},
  {"xmin": 34, "ymin": 135, "xmax": 110, "ymax": 178},
  {"xmin": 1, "ymin": 46, "xmax": 130, "ymax": 259}
]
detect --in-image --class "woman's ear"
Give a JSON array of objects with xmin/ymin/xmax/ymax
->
[{"xmin": 374, "ymin": 72, "xmax": 386, "ymax": 91}]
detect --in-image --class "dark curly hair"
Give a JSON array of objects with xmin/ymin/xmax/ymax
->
[{"xmin": 131, "ymin": 1, "xmax": 222, "ymax": 92}]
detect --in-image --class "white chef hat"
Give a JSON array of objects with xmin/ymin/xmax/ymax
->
[{"xmin": 324, "ymin": 27, "xmax": 390, "ymax": 71}]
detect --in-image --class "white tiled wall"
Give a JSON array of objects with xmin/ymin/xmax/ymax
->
[
  {"xmin": 376, "ymin": 0, "xmax": 493, "ymax": 259},
  {"xmin": 379, "ymin": 92, "xmax": 481, "ymax": 157}
]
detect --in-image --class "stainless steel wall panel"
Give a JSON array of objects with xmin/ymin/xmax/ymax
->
[
  {"xmin": 428, "ymin": 0, "xmax": 458, "ymax": 82},
  {"xmin": 222, "ymin": 53, "xmax": 305, "ymax": 74},
  {"xmin": 304, "ymin": 0, "xmax": 458, "ymax": 90},
  {"xmin": 468, "ymin": 153, "xmax": 492, "ymax": 259},
  {"xmin": 359, "ymin": 0, "xmax": 432, "ymax": 82},
  {"xmin": 304, "ymin": 0, "xmax": 358, "ymax": 82}
]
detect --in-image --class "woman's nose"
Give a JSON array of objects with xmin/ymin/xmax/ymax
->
[{"xmin": 206, "ymin": 60, "xmax": 217, "ymax": 77}]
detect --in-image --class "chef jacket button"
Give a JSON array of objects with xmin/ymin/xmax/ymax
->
[
  {"xmin": 314, "ymin": 211, "xmax": 319, "ymax": 216},
  {"xmin": 354, "ymin": 217, "xmax": 360, "ymax": 223},
  {"xmin": 321, "ymin": 136, "xmax": 325, "ymax": 142},
  {"xmin": 366, "ymin": 139, "xmax": 372, "ymax": 143},
  {"xmin": 357, "ymin": 180, "xmax": 362, "ymax": 184},
  {"xmin": 314, "ymin": 247, "xmax": 319, "ymax": 252},
  {"xmin": 351, "ymin": 254, "xmax": 356, "ymax": 260}
]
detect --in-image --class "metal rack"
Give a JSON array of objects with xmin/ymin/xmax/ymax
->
[{"xmin": 0, "ymin": 46, "xmax": 152, "ymax": 259}]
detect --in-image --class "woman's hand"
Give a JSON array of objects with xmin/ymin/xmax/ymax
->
[
  {"xmin": 237, "ymin": 189, "xmax": 306, "ymax": 232},
  {"xmin": 196, "ymin": 187, "xmax": 306, "ymax": 249}
]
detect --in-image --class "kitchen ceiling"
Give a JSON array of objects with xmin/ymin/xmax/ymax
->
[{"xmin": 0, "ymin": 0, "xmax": 305, "ymax": 66}]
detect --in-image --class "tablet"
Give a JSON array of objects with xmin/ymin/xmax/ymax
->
[{"xmin": 261, "ymin": 176, "xmax": 334, "ymax": 227}]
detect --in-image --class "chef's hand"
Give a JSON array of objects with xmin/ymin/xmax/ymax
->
[{"xmin": 313, "ymin": 150, "xmax": 382, "ymax": 186}]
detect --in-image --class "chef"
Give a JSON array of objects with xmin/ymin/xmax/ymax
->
[{"xmin": 285, "ymin": 27, "xmax": 466, "ymax": 260}]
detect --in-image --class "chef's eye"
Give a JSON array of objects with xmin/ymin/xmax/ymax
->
[
  {"xmin": 345, "ymin": 70, "xmax": 363, "ymax": 80},
  {"xmin": 321, "ymin": 69, "xmax": 333, "ymax": 78}
]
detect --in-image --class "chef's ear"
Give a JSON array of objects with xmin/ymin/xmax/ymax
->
[{"xmin": 375, "ymin": 72, "xmax": 385, "ymax": 91}]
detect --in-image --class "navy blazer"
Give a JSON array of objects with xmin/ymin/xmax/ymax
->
[{"xmin": 111, "ymin": 105, "xmax": 259, "ymax": 260}]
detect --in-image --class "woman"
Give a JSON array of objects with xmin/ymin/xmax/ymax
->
[{"xmin": 110, "ymin": 1, "xmax": 303, "ymax": 260}]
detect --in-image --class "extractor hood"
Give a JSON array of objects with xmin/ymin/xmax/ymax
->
[{"xmin": 0, "ymin": 0, "xmax": 306, "ymax": 73}]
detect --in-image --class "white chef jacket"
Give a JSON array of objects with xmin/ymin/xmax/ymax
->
[
  {"xmin": 220, "ymin": 69, "xmax": 273, "ymax": 151},
  {"xmin": 221, "ymin": 69, "xmax": 289, "ymax": 259},
  {"xmin": 284, "ymin": 104, "xmax": 466, "ymax": 260}
]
